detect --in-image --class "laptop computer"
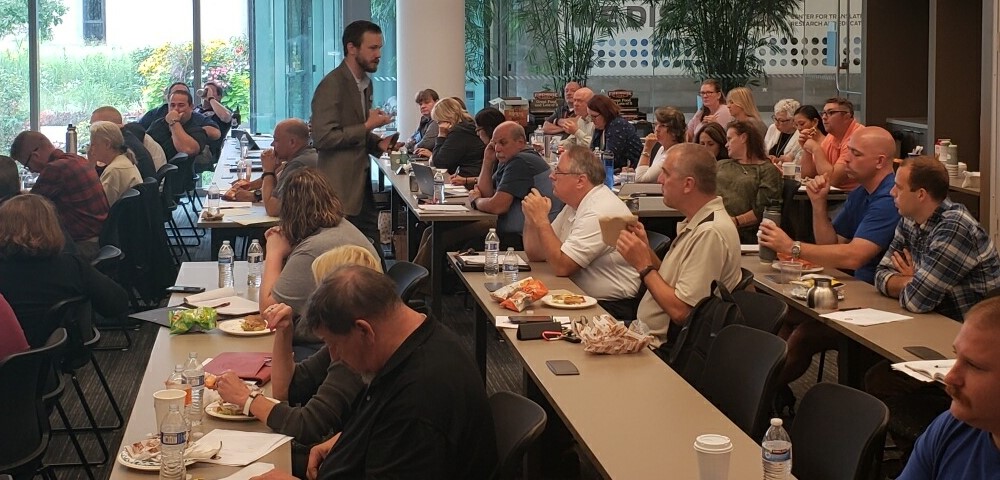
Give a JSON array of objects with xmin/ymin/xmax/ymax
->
[
  {"xmin": 411, "ymin": 163, "xmax": 464, "ymax": 200},
  {"xmin": 231, "ymin": 129, "xmax": 261, "ymax": 150}
]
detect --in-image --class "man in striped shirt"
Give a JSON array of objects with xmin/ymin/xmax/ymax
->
[{"xmin": 874, "ymin": 156, "xmax": 1000, "ymax": 320}]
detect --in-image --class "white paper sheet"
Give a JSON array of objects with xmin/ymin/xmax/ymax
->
[
  {"xmin": 891, "ymin": 359, "xmax": 955, "ymax": 383},
  {"xmin": 220, "ymin": 201, "xmax": 253, "ymax": 209},
  {"xmin": 417, "ymin": 204, "xmax": 468, "ymax": 212},
  {"xmin": 197, "ymin": 430, "xmax": 292, "ymax": 466},
  {"xmin": 184, "ymin": 288, "xmax": 259, "ymax": 316},
  {"xmin": 217, "ymin": 463, "xmax": 275, "ymax": 480},
  {"xmin": 458, "ymin": 255, "xmax": 528, "ymax": 266},
  {"xmin": 232, "ymin": 215, "xmax": 280, "ymax": 226},
  {"xmin": 819, "ymin": 308, "xmax": 912, "ymax": 326}
]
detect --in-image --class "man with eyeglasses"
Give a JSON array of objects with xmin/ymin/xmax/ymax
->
[
  {"xmin": 522, "ymin": 145, "xmax": 641, "ymax": 319},
  {"xmin": 800, "ymin": 96, "xmax": 862, "ymax": 190},
  {"xmin": 542, "ymin": 81, "xmax": 582, "ymax": 138}
]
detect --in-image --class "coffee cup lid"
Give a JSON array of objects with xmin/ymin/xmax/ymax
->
[{"xmin": 694, "ymin": 434, "xmax": 733, "ymax": 453}]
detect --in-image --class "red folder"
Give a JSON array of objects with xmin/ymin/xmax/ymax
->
[{"xmin": 203, "ymin": 352, "xmax": 272, "ymax": 385}]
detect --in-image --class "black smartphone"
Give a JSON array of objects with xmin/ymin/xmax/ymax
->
[
  {"xmin": 904, "ymin": 346, "xmax": 947, "ymax": 361},
  {"xmin": 546, "ymin": 360, "xmax": 580, "ymax": 376},
  {"xmin": 510, "ymin": 315, "xmax": 554, "ymax": 324},
  {"xmin": 166, "ymin": 285, "xmax": 206, "ymax": 294}
]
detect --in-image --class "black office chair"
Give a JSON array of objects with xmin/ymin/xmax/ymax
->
[
  {"xmin": 790, "ymin": 383, "xmax": 889, "ymax": 480},
  {"xmin": 734, "ymin": 267, "xmax": 755, "ymax": 291},
  {"xmin": 98, "ymin": 188, "xmax": 140, "ymax": 249},
  {"xmin": 386, "ymin": 261, "xmax": 429, "ymax": 303},
  {"xmin": 646, "ymin": 231, "xmax": 671, "ymax": 259},
  {"xmin": 90, "ymin": 245, "xmax": 136, "ymax": 351},
  {"xmin": 696, "ymin": 324, "xmax": 787, "ymax": 439},
  {"xmin": 0, "ymin": 328, "xmax": 67, "ymax": 480},
  {"xmin": 489, "ymin": 391, "xmax": 547, "ymax": 480},
  {"xmin": 732, "ymin": 290, "xmax": 788, "ymax": 335}
]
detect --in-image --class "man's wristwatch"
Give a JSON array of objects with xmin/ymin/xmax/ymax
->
[
  {"xmin": 243, "ymin": 389, "xmax": 261, "ymax": 416},
  {"xmin": 791, "ymin": 241, "xmax": 802, "ymax": 259},
  {"xmin": 252, "ymin": 189, "xmax": 263, "ymax": 202},
  {"xmin": 638, "ymin": 265, "xmax": 657, "ymax": 281}
]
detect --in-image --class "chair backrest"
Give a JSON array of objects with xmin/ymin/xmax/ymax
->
[
  {"xmin": 734, "ymin": 267, "xmax": 754, "ymax": 291},
  {"xmin": 98, "ymin": 188, "xmax": 140, "ymax": 247},
  {"xmin": 646, "ymin": 231, "xmax": 672, "ymax": 259},
  {"xmin": 132, "ymin": 178, "xmax": 178, "ymax": 302},
  {"xmin": 0, "ymin": 328, "xmax": 67, "ymax": 474},
  {"xmin": 155, "ymin": 163, "xmax": 180, "ymax": 209},
  {"xmin": 489, "ymin": 391, "xmax": 546, "ymax": 480},
  {"xmin": 386, "ymin": 262, "xmax": 429, "ymax": 302},
  {"xmin": 169, "ymin": 153, "xmax": 195, "ymax": 194},
  {"xmin": 696, "ymin": 324, "xmax": 786, "ymax": 439},
  {"xmin": 790, "ymin": 383, "xmax": 890, "ymax": 480},
  {"xmin": 731, "ymin": 290, "xmax": 788, "ymax": 335},
  {"xmin": 44, "ymin": 296, "xmax": 94, "ymax": 371}
]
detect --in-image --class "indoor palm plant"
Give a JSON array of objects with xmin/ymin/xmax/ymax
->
[{"xmin": 648, "ymin": 0, "xmax": 799, "ymax": 91}]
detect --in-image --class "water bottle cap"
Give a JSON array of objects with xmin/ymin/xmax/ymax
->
[
  {"xmin": 507, "ymin": 247, "xmax": 515, "ymax": 251},
  {"xmin": 770, "ymin": 418, "xmax": 783, "ymax": 426},
  {"xmin": 488, "ymin": 228, "xmax": 496, "ymax": 232}
]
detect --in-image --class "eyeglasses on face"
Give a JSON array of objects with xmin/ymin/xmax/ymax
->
[
  {"xmin": 772, "ymin": 116, "xmax": 793, "ymax": 124},
  {"xmin": 699, "ymin": 91, "xmax": 718, "ymax": 96},
  {"xmin": 821, "ymin": 110, "xmax": 849, "ymax": 117},
  {"xmin": 552, "ymin": 166, "xmax": 582, "ymax": 176}
]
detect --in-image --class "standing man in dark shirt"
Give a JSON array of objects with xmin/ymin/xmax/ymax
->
[
  {"xmin": 147, "ymin": 90, "xmax": 210, "ymax": 160},
  {"xmin": 253, "ymin": 266, "xmax": 497, "ymax": 480}
]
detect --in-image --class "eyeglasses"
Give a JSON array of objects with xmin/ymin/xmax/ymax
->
[
  {"xmin": 698, "ymin": 91, "xmax": 718, "ymax": 96},
  {"xmin": 821, "ymin": 110, "xmax": 849, "ymax": 117},
  {"xmin": 552, "ymin": 167, "xmax": 582, "ymax": 176},
  {"xmin": 772, "ymin": 116, "xmax": 793, "ymax": 124}
]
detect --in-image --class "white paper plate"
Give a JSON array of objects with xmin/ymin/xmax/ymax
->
[
  {"xmin": 771, "ymin": 261, "xmax": 824, "ymax": 274},
  {"xmin": 205, "ymin": 401, "xmax": 256, "ymax": 421},
  {"xmin": 216, "ymin": 319, "xmax": 271, "ymax": 337},
  {"xmin": 117, "ymin": 447, "xmax": 196, "ymax": 471},
  {"xmin": 541, "ymin": 294, "xmax": 598, "ymax": 309}
]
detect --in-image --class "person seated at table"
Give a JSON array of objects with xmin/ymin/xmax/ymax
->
[
  {"xmin": 259, "ymin": 168, "xmax": 379, "ymax": 359},
  {"xmin": 616, "ymin": 143, "xmax": 741, "ymax": 349},
  {"xmin": 559, "ymin": 87, "xmax": 595, "ymax": 149},
  {"xmin": 252, "ymin": 266, "xmax": 497, "ymax": 480},
  {"xmin": 215, "ymin": 245, "xmax": 373, "ymax": 478},
  {"xmin": 718, "ymin": 120, "xmax": 782, "ymax": 244},
  {"xmin": 698, "ymin": 122, "xmax": 729, "ymax": 161},
  {"xmin": 0, "ymin": 155, "xmax": 21, "ymax": 202},
  {"xmin": 449, "ymin": 107, "xmax": 507, "ymax": 190},
  {"xmin": 88, "ymin": 121, "xmax": 143, "ymax": 207},
  {"xmin": 791, "ymin": 104, "xmax": 826, "ymax": 161},
  {"xmin": 896, "ymin": 297, "xmax": 1000, "ymax": 480},
  {"xmin": 758, "ymin": 126, "xmax": 900, "ymax": 408},
  {"xmin": 635, "ymin": 106, "xmax": 685, "ymax": 183},
  {"xmin": 875, "ymin": 156, "xmax": 1000, "ymax": 320},
  {"xmin": 10, "ymin": 130, "xmax": 108, "ymax": 260},
  {"xmin": 193, "ymin": 81, "xmax": 233, "ymax": 160},
  {"xmin": 800, "ymin": 97, "xmax": 862, "ymax": 190},
  {"xmin": 468, "ymin": 121, "xmax": 562, "ymax": 250},
  {"xmin": 91, "ymin": 106, "xmax": 164, "ymax": 178},
  {"xmin": 588, "ymin": 94, "xmax": 643, "ymax": 170},
  {"xmin": 764, "ymin": 98, "xmax": 802, "ymax": 166},
  {"xmin": 139, "ymin": 82, "xmax": 221, "ymax": 142},
  {"xmin": 726, "ymin": 87, "xmax": 767, "ymax": 139},
  {"xmin": 543, "ymin": 81, "xmax": 581, "ymax": 138},
  {"xmin": 522, "ymin": 145, "xmax": 642, "ymax": 319},
  {"xmin": 686, "ymin": 79, "xmax": 733, "ymax": 142},
  {"xmin": 230, "ymin": 118, "xmax": 317, "ymax": 216},
  {"xmin": 146, "ymin": 89, "xmax": 211, "ymax": 160},
  {"xmin": 0, "ymin": 194, "xmax": 128, "ymax": 347},
  {"xmin": 0, "ymin": 294, "xmax": 29, "ymax": 360},
  {"xmin": 406, "ymin": 88, "xmax": 440, "ymax": 154},
  {"xmin": 427, "ymin": 97, "xmax": 484, "ymax": 179}
]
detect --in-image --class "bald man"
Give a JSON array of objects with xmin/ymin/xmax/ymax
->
[
  {"xmin": 91, "ymin": 106, "xmax": 166, "ymax": 177},
  {"xmin": 759, "ymin": 126, "xmax": 901, "ymax": 398},
  {"xmin": 232, "ymin": 118, "xmax": 317, "ymax": 216},
  {"xmin": 560, "ymin": 87, "xmax": 595, "ymax": 148}
]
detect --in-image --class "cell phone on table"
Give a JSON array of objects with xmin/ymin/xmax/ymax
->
[
  {"xmin": 166, "ymin": 285, "xmax": 206, "ymax": 294},
  {"xmin": 509, "ymin": 315, "xmax": 554, "ymax": 324},
  {"xmin": 546, "ymin": 360, "xmax": 580, "ymax": 376}
]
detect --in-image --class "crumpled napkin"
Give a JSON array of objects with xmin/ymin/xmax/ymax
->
[{"xmin": 572, "ymin": 315, "xmax": 653, "ymax": 354}]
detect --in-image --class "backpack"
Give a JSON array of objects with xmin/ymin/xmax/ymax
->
[{"xmin": 665, "ymin": 280, "xmax": 745, "ymax": 385}]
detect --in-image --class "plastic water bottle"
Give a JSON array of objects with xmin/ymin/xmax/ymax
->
[
  {"xmin": 503, "ymin": 247, "xmax": 519, "ymax": 284},
  {"xmin": 159, "ymin": 404, "xmax": 187, "ymax": 480},
  {"xmin": 182, "ymin": 352, "xmax": 205, "ymax": 438},
  {"xmin": 597, "ymin": 148, "xmax": 615, "ymax": 189},
  {"xmin": 399, "ymin": 146, "xmax": 409, "ymax": 165},
  {"xmin": 206, "ymin": 184, "xmax": 221, "ymax": 216},
  {"xmin": 762, "ymin": 417, "xmax": 792, "ymax": 479},
  {"xmin": 549, "ymin": 136, "xmax": 561, "ymax": 165},
  {"xmin": 433, "ymin": 170, "xmax": 446, "ymax": 204},
  {"xmin": 218, "ymin": 240, "xmax": 234, "ymax": 288},
  {"xmin": 484, "ymin": 228, "xmax": 500, "ymax": 278},
  {"xmin": 247, "ymin": 239, "xmax": 263, "ymax": 288},
  {"xmin": 532, "ymin": 126, "xmax": 545, "ymax": 153},
  {"xmin": 239, "ymin": 135, "xmax": 249, "ymax": 160},
  {"xmin": 164, "ymin": 364, "xmax": 191, "ymax": 408}
]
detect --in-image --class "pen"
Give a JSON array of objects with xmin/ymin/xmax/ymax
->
[{"xmin": 838, "ymin": 307, "xmax": 862, "ymax": 311}]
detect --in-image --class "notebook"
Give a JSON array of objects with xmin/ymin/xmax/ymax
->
[{"xmin": 204, "ymin": 352, "xmax": 272, "ymax": 385}]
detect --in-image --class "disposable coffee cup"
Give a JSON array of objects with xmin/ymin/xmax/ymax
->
[
  {"xmin": 153, "ymin": 389, "xmax": 187, "ymax": 432},
  {"xmin": 781, "ymin": 162, "xmax": 796, "ymax": 177},
  {"xmin": 694, "ymin": 434, "xmax": 733, "ymax": 480}
]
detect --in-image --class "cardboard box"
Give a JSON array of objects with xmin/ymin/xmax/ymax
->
[{"xmin": 489, "ymin": 97, "xmax": 530, "ymax": 126}]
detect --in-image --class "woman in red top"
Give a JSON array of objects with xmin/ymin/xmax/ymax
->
[{"xmin": 0, "ymin": 294, "xmax": 29, "ymax": 359}]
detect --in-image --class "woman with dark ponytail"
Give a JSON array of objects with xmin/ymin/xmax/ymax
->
[{"xmin": 89, "ymin": 121, "xmax": 142, "ymax": 206}]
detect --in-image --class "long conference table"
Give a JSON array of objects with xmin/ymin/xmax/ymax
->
[
  {"xmin": 741, "ymin": 256, "xmax": 960, "ymax": 386},
  {"xmin": 110, "ymin": 262, "xmax": 290, "ymax": 480},
  {"xmin": 450, "ymin": 256, "xmax": 773, "ymax": 479}
]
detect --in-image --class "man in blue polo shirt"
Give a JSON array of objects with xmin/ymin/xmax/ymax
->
[
  {"xmin": 759, "ymin": 126, "xmax": 901, "ymax": 408},
  {"xmin": 897, "ymin": 296, "xmax": 1000, "ymax": 479}
]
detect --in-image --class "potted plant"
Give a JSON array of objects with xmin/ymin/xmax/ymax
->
[{"xmin": 648, "ymin": 0, "xmax": 799, "ymax": 91}]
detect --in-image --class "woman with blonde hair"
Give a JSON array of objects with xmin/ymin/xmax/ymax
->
[
  {"xmin": 726, "ymin": 87, "xmax": 767, "ymax": 139},
  {"xmin": 427, "ymin": 97, "xmax": 484, "ymax": 179},
  {"xmin": 0, "ymin": 194, "xmax": 128, "ymax": 347},
  {"xmin": 89, "ymin": 121, "xmax": 142, "ymax": 206},
  {"xmin": 311, "ymin": 244, "xmax": 383, "ymax": 281}
]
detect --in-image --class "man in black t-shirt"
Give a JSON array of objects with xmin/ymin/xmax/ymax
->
[{"xmin": 146, "ymin": 90, "xmax": 209, "ymax": 160}]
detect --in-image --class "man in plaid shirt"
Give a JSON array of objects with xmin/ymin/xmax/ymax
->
[
  {"xmin": 10, "ymin": 131, "xmax": 108, "ymax": 258},
  {"xmin": 875, "ymin": 156, "xmax": 1000, "ymax": 321}
]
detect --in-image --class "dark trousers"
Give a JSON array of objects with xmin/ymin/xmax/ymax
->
[{"xmin": 348, "ymin": 177, "xmax": 380, "ymax": 243}]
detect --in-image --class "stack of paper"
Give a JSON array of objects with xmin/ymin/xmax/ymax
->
[
  {"xmin": 184, "ymin": 287, "xmax": 259, "ymax": 316},
  {"xmin": 819, "ymin": 308, "xmax": 912, "ymax": 326},
  {"xmin": 891, "ymin": 359, "xmax": 955, "ymax": 383},
  {"xmin": 197, "ymin": 430, "xmax": 292, "ymax": 466},
  {"xmin": 418, "ymin": 204, "xmax": 468, "ymax": 212}
]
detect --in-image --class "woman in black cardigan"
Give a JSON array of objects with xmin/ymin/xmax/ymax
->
[
  {"xmin": 429, "ymin": 97, "xmax": 484, "ymax": 180},
  {"xmin": 0, "ymin": 194, "xmax": 129, "ymax": 347}
]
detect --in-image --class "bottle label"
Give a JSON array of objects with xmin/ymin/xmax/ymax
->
[
  {"xmin": 219, "ymin": 257, "xmax": 233, "ymax": 265},
  {"xmin": 186, "ymin": 374, "xmax": 205, "ymax": 388},
  {"xmin": 161, "ymin": 431, "xmax": 187, "ymax": 446}
]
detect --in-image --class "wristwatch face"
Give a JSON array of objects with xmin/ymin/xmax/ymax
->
[{"xmin": 791, "ymin": 243, "xmax": 801, "ymax": 257}]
